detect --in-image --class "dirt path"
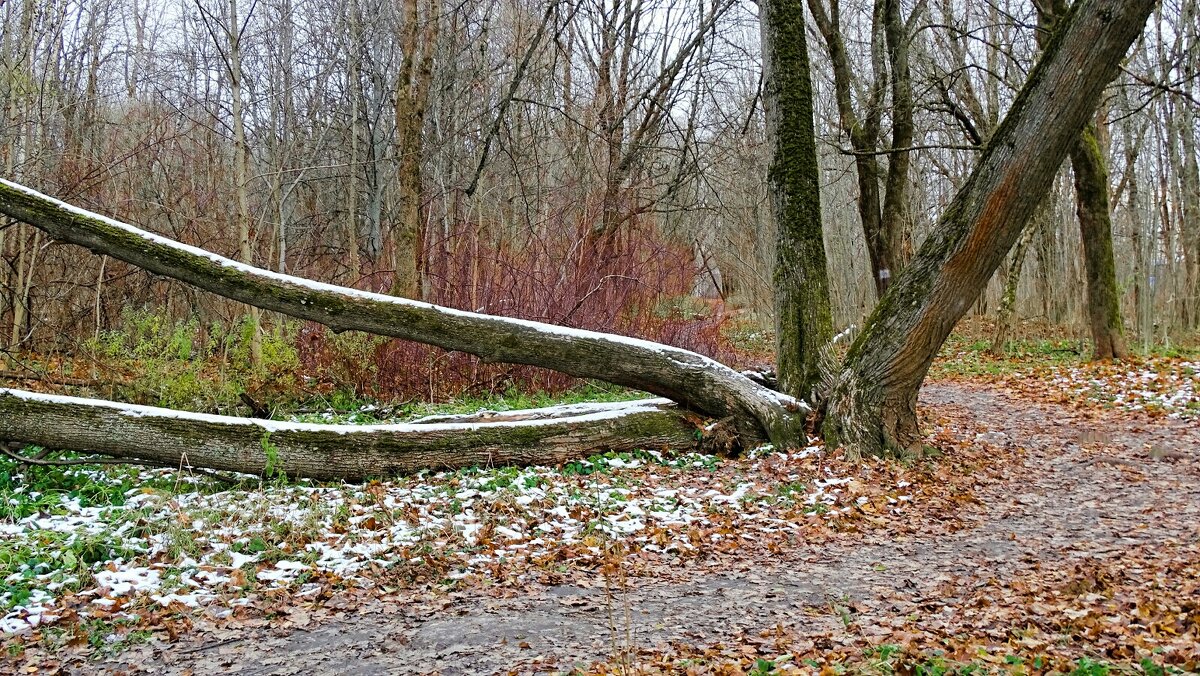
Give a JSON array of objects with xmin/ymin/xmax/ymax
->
[{"xmin": 73, "ymin": 382, "xmax": 1200, "ymax": 674}]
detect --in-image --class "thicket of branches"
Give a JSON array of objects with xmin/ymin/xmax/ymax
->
[{"xmin": 0, "ymin": 0, "xmax": 1196, "ymax": 369}]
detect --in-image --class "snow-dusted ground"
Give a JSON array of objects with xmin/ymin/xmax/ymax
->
[
  {"xmin": 1, "ymin": 443, "xmax": 912, "ymax": 636},
  {"xmin": 1052, "ymin": 360, "xmax": 1200, "ymax": 418}
]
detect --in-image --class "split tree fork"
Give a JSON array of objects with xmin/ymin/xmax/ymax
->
[{"xmin": 822, "ymin": 0, "xmax": 1154, "ymax": 458}]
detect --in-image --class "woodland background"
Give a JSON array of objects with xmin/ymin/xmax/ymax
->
[{"xmin": 1, "ymin": 0, "xmax": 1197, "ymax": 401}]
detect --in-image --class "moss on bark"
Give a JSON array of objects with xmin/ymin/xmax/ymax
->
[
  {"xmin": 1071, "ymin": 125, "xmax": 1129, "ymax": 360},
  {"xmin": 0, "ymin": 390, "xmax": 700, "ymax": 480},
  {"xmin": 761, "ymin": 0, "xmax": 834, "ymax": 403}
]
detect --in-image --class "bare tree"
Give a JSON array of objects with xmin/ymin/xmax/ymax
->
[
  {"xmin": 194, "ymin": 0, "xmax": 263, "ymax": 362},
  {"xmin": 805, "ymin": 0, "xmax": 924, "ymax": 299}
]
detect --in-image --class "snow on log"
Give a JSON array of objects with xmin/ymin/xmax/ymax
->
[
  {"xmin": 0, "ymin": 179, "xmax": 806, "ymax": 447},
  {"xmin": 0, "ymin": 389, "xmax": 698, "ymax": 481}
]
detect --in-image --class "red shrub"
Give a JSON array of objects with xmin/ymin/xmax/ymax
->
[{"xmin": 297, "ymin": 200, "xmax": 749, "ymax": 402}]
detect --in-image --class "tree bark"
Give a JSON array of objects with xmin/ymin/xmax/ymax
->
[
  {"xmin": 989, "ymin": 206, "xmax": 1043, "ymax": 356},
  {"xmin": 823, "ymin": 0, "xmax": 1154, "ymax": 458},
  {"xmin": 1179, "ymin": 102, "xmax": 1200, "ymax": 329},
  {"xmin": 880, "ymin": 0, "xmax": 918, "ymax": 271},
  {"xmin": 0, "ymin": 179, "xmax": 808, "ymax": 449},
  {"xmin": 224, "ymin": 0, "xmax": 262, "ymax": 364},
  {"xmin": 761, "ymin": 0, "xmax": 833, "ymax": 402},
  {"xmin": 391, "ymin": 0, "xmax": 437, "ymax": 299},
  {"xmin": 0, "ymin": 390, "xmax": 697, "ymax": 481},
  {"xmin": 1070, "ymin": 125, "xmax": 1129, "ymax": 359}
]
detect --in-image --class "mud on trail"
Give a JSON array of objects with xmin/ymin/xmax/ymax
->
[{"xmin": 35, "ymin": 383, "xmax": 1200, "ymax": 673}]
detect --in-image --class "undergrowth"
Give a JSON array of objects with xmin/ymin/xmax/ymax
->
[{"xmin": 7, "ymin": 294, "xmax": 764, "ymax": 415}]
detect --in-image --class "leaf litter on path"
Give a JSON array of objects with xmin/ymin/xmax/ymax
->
[{"xmin": 3, "ymin": 370, "xmax": 1198, "ymax": 674}]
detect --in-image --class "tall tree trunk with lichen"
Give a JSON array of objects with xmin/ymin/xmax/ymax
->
[
  {"xmin": 391, "ymin": 0, "xmax": 437, "ymax": 299},
  {"xmin": 761, "ymin": 0, "xmax": 833, "ymax": 402},
  {"xmin": 1071, "ymin": 125, "xmax": 1129, "ymax": 359},
  {"xmin": 822, "ymin": 0, "xmax": 1154, "ymax": 459},
  {"xmin": 1036, "ymin": 0, "xmax": 1128, "ymax": 359}
]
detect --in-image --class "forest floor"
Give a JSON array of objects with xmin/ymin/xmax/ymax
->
[{"xmin": 3, "ymin": 348, "xmax": 1199, "ymax": 674}]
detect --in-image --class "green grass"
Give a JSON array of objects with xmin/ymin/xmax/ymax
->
[
  {"xmin": 0, "ymin": 451, "xmax": 222, "ymax": 520},
  {"xmin": 82, "ymin": 308, "xmax": 301, "ymax": 411},
  {"xmin": 0, "ymin": 451, "xmax": 251, "ymax": 612},
  {"xmin": 51, "ymin": 307, "xmax": 662, "ymax": 422},
  {"xmin": 771, "ymin": 480, "xmax": 808, "ymax": 503},
  {"xmin": 932, "ymin": 329, "xmax": 1200, "ymax": 381},
  {"xmin": 929, "ymin": 336, "xmax": 1089, "ymax": 379},
  {"xmin": 932, "ymin": 334, "xmax": 1187, "ymax": 379}
]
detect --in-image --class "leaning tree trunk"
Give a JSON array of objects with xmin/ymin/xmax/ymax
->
[
  {"xmin": 761, "ymin": 0, "xmax": 833, "ymax": 403},
  {"xmin": 0, "ymin": 390, "xmax": 696, "ymax": 481},
  {"xmin": 823, "ymin": 0, "xmax": 1154, "ymax": 459},
  {"xmin": 0, "ymin": 180, "xmax": 807, "ymax": 451},
  {"xmin": 1071, "ymin": 124, "xmax": 1129, "ymax": 360}
]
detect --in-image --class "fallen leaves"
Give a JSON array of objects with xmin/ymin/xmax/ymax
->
[
  {"xmin": 935, "ymin": 351, "xmax": 1200, "ymax": 421},
  {"xmin": 5, "ymin": 371, "xmax": 1198, "ymax": 674}
]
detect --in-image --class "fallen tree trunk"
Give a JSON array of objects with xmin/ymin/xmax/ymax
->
[
  {"xmin": 0, "ymin": 180, "xmax": 805, "ymax": 448},
  {"xmin": 0, "ymin": 389, "xmax": 699, "ymax": 481}
]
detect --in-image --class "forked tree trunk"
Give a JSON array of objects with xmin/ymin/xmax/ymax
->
[
  {"xmin": 0, "ymin": 390, "xmax": 696, "ymax": 481},
  {"xmin": 761, "ymin": 0, "xmax": 833, "ymax": 402},
  {"xmin": 0, "ymin": 179, "xmax": 808, "ymax": 453},
  {"xmin": 806, "ymin": 0, "xmax": 914, "ymax": 299},
  {"xmin": 823, "ymin": 0, "xmax": 1154, "ymax": 458}
]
